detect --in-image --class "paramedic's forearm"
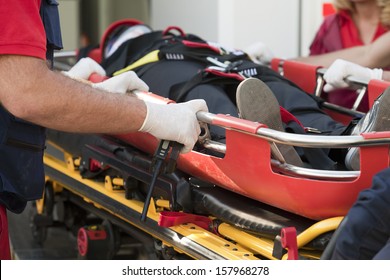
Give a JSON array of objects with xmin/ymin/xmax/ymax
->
[
  {"xmin": 295, "ymin": 32, "xmax": 390, "ymax": 69},
  {"xmin": 294, "ymin": 46, "xmax": 368, "ymax": 68},
  {"xmin": 363, "ymin": 32, "xmax": 390, "ymax": 69},
  {"xmin": 0, "ymin": 55, "xmax": 146, "ymax": 133}
]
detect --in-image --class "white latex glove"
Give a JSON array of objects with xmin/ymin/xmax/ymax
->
[
  {"xmin": 62, "ymin": 57, "xmax": 106, "ymax": 80},
  {"xmin": 243, "ymin": 41, "xmax": 274, "ymax": 65},
  {"xmin": 139, "ymin": 99, "xmax": 209, "ymax": 153},
  {"xmin": 323, "ymin": 59, "xmax": 383, "ymax": 92},
  {"xmin": 93, "ymin": 71, "xmax": 149, "ymax": 94}
]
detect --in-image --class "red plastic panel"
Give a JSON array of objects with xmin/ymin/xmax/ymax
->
[
  {"xmin": 368, "ymin": 79, "xmax": 390, "ymax": 108},
  {"xmin": 283, "ymin": 60, "xmax": 321, "ymax": 94},
  {"xmin": 88, "ymin": 48, "xmax": 102, "ymax": 64},
  {"xmin": 270, "ymin": 58, "xmax": 284, "ymax": 73},
  {"xmin": 115, "ymin": 122, "xmax": 390, "ymax": 220}
]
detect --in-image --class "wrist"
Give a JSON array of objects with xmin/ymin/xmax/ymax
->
[{"xmin": 138, "ymin": 101, "xmax": 155, "ymax": 132}]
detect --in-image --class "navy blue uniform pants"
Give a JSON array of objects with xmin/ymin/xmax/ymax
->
[{"xmin": 332, "ymin": 167, "xmax": 390, "ymax": 259}]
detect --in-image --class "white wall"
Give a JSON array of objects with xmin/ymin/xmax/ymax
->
[
  {"xmin": 218, "ymin": 0, "xmax": 300, "ymax": 58},
  {"xmin": 150, "ymin": 0, "xmax": 220, "ymax": 42},
  {"xmin": 300, "ymin": 0, "xmax": 330, "ymax": 56},
  {"xmin": 58, "ymin": 0, "xmax": 80, "ymax": 50},
  {"xmin": 151, "ymin": 0, "xmax": 329, "ymax": 59},
  {"xmin": 57, "ymin": 0, "xmax": 330, "ymax": 57}
]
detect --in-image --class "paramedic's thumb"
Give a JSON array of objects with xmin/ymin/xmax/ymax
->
[
  {"xmin": 93, "ymin": 71, "xmax": 149, "ymax": 94},
  {"xmin": 63, "ymin": 57, "xmax": 106, "ymax": 80},
  {"xmin": 323, "ymin": 59, "xmax": 383, "ymax": 92},
  {"xmin": 139, "ymin": 99, "xmax": 209, "ymax": 154}
]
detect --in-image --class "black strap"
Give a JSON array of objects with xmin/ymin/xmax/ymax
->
[
  {"xmin": 286, "ymin": 121, "xmax": 336, "ymax": 170},
  {"xmin": 169, "ymin": 70, "xmax": 242, "ymax": 103}
]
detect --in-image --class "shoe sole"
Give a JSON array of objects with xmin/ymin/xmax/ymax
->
[
  {"xmin": 346, "ymin": 86, "xmax": 390, "ymax": 170},
  {"xmin": 236, "ymin": 78, "xmax": 303, "ymax": 167}
]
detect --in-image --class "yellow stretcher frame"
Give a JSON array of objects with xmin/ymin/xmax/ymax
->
[{"xmin": 40, "ymin": 141, "xmax": 342, "ymax": 260}]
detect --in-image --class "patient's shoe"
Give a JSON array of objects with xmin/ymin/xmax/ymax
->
[
  {"xmin": 236, "ymin": 77, "xmax": 303, "ymax": 167},
  {"xmin": 345, "ymin": 87, "xmax": 390, "ymax": 170}
]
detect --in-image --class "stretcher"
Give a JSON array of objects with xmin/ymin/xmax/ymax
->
[{"xmin": 31, "ymin": 25, "xmax": 390, "ymax": 260}]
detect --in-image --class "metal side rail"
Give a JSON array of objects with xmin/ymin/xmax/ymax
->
[{"xmin": 196, "ymin": 111, "xmax": 390, "ymax": 181}]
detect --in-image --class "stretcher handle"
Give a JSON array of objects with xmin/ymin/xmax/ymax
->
[
  {"xmin": 317, "ymin": 68, "xmax": 370, "ymax": 88},
  {"xmin": 272, "ymin": 58, "xmax": 389, "ymax": 112},
  {"xmin": 316, "ymin": 68, "xmax": 370, "ymax": 111},
  {"xmin": 273, "ymin": 59, "xmax": 372, "ymax": 88},
  {"xmin": 54, "ymin": 50, "xmax": 77, "ymax": 59},
  {"xmin": 53, "ymin": 50, "xmax": 77, "ymax": 71}
]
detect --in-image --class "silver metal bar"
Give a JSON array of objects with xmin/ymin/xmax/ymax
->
[
  {"xmin": 202, "ymin": 139, "xmax": 226, "ymax": 154},
  {"xmin": 352, "ymin": 87, "xmax": 367, "ymax": 110},
  {"xmin": 314, "ymin": 74, "xmax": 325, "ymax": 97},
  {"xmin": 317, "ymin": 67, "xmax": 370, "ymax": 111},
  {"xmin": 275, "ymin": 62, "xmax": 370, "ymax": 112},
  {"xmin": 320, "ymin": 101, "xmax": 365, "ymax": 117},
  {"xmin": 197, "ymin": 136, "xmax": 360, "ymax": 180},
  {"xmin": 196, "ymin": 123, "xmax": 361, "ymax": 181},
  {"xmin": 270, "ymin": 159, "xmax": 359, "ymax": 181},
  {"xmin": 54, "ymin": 50, "xmax": 77, "ymax": 59},
  {"xmin": 316, "ymin": 68, "xmax": 370, "ymax": 87},
  {"xmin": 196, "ymin": 111, "xmax": 390, "ymax": 149},
  {"xmin": 269, "ymin": 142, "xmax": 287, "ymax": 164},
  {"xmin": 53, "ymin": 61, "xmax": 72, "ymax": 71},
  {"xmin": 255, "ymin": 127, "xmax": 390, "ymax": 148}
]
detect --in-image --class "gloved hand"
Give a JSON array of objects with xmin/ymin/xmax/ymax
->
[
  {"xmin": 323, "ymin": 59, "xmax": 383, "ymax": 92},
  {"xmin": 243, "ymin": 41, "xmax": 274, "ymax": 65},
  {"xmin": 93, "ymin": 71, "xmax": 149, "ymax": 94},
  {"xmin": 62, "ymin": 57, "xmax": 106, "ymax": 80},
  {"xmin": 63, "ymin": 57, "xmax": 149, "ymax": 93},
  {"xmin": 139, "ymin": 99, "xmax": 209, "ymax": 153}
]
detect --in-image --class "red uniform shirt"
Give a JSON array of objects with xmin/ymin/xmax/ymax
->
[
  {"xmin": 338, "ymin": 10, "xmax": 387, "ymax": 48},
  {"xmin": 310, "ymin": 10, "xmax": 388, "ymax": 55},
  {"xmin": 0, "ymin": 0, "xmax": 47, "ymax": 59}
]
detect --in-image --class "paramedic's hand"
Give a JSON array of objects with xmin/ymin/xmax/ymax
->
[
  {"xmin": 63, "ymin": 57, "xmax": 106, "ymax": 80},
  {"xmin": 139, "ymin": 100, "xmax": 209, "ymax": 154},
  {"xmin": 243, "ymin": 41, "xmax": 274, "ymax": 65},
  {"xmin": 323, "ymin": 59, "xmax": 383, "ymax": 92},
  {"xmin": 93, "ymin": 71, "xmax": 149, "ymax": 94}
]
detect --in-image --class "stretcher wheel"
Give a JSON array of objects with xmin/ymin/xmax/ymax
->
[
  {"xmin": 42, "ymin": 181, "xmax": 55, "ymax": 215},
  {"xmin": 77, "ymin": 222, "xmax": 115, "ymax": 259},
  {"xmin": 29, "ymin": 210, "xmax": 47, "ymax": 245},
  {"xmin": 29, "ymin": 182, "xmax": 55, "ymax": 245},
  {"xmin": 154, "ymin": 239, "xmax": 187, "ymax": 260}
]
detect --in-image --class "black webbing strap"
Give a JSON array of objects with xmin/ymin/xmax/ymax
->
[{"xmin": 285, "ymin": 121, "xmax": 336, "ymax": 170}]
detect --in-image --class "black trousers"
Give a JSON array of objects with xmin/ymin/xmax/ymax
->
[{"xmin": 331, "ymin": 167, "xmax": 390, "ymax": 260}]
